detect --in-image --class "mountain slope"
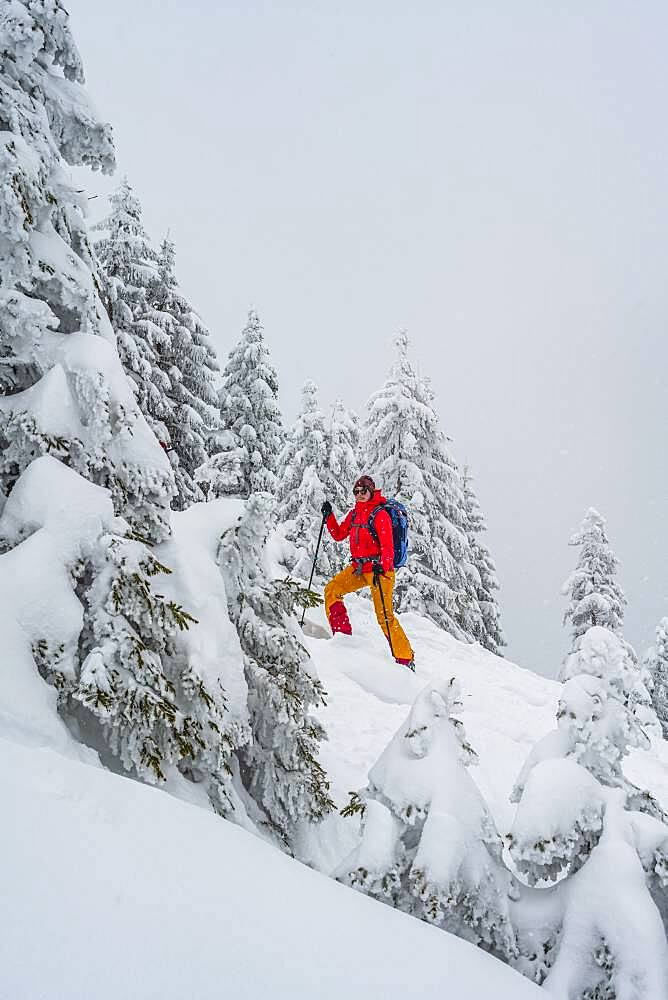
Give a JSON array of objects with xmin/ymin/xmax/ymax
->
[{"xmin": 2, "ymin": 498, "xmax": 666, "ymax": 998}]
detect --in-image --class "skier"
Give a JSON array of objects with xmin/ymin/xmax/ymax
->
[{"xmin": 321, "ymin": 475, "xmax": 415, "ymax": 669}]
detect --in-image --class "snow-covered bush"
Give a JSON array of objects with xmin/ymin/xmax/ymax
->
[
  {"xmin": 0, "ymin": 1, "xmax": 175, "ymax": 543},
  {"xmin": 195, "ymin": 427, "xmax": 245, "ymax": 500},
  {"xmin": 509, "ymin": 625, "xmax": 668, "ymax": 997},
  {"xmin": 511, "ymin": 757, "xmax": 605, "ymax": 884},
  {"xmin": 218, "ymin": 492, "xmax": 334, "ymax": 846},
  {"xmin": 205, "ymin": 309, "xmax": 283, "ymax": 498},
  {"xmin": 338, "ymin": 677, "xmax": 518, "ymax": 961},
  {"xmin": 362, "ymin": 334, "xmax": 496, "ymax": 643}
]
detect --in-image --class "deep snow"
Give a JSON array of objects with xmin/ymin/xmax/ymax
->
[
  {"xmin": 0, "ymin": 729, "xmax": 542, "ymax": 1000},
  {"xmin": 2, "ymin": 497, "xmax": 667, "ymax": 998}
]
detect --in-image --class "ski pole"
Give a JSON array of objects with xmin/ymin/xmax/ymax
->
[
  {"xmin": 300, "ymin": 513, "xmax": 327, "ymax": 627},
  {"xmin": 375, "ymin": 567, "xmax": 396, "ymax": 658}
]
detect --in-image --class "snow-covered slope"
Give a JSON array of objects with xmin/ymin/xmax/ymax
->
[
  {"xmin": 2, "ymin": 498, "xmax": 666, "ymax": 998},
  {"xmin": 0, "ymin": 728, "xmax": 542, "ymax": 999},
  {"xmin": 298, "ymin": 591, "xmax": 668, "ymax": 869}
]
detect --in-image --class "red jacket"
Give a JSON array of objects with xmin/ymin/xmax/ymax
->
[{"xmin": 326, "ymin": 490, "xmax": 394, "ymax": 573}]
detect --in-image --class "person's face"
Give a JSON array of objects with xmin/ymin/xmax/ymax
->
[{"xmin": 353, "ymin": 486, "xmax": 371, "ymax": 501}]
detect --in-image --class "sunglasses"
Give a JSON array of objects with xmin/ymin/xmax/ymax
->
[{"xmin": 353, "ymin": 486, "xmax": 370, "ymax": 495}]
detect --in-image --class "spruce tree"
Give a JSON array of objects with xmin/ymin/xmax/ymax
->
[
  {"xmin": 339, "ymin": 677, "xmax": 518, "ymax": 961},
  {"xmin": 362, "ymin": 334, "xmax": 482, "ymax": 640},
  {"xmin": 0, "ymin": 0, "xmax": 174, "ymax": 543},
  {"xmin": 647, "ymin": 618, "xmax": 668, "ymax": 739},
  {"xmin": 93, "ymin": 179, "xmax": 174, "ymax": 448},
  {"xmin": 0, "ymin": 2, "xmax": 251, "ymax": 814},
  {"xmin": 323, "ymin": 398, "xmax": 360, "ymax": 572},
  {"xmin": 218, "ymin": 491, "xmax": 334, "ymax": 846},
  {"xmin": 206, "ymin": 309, "xmax": 283, "ymax": 498},
  {"xmin": 562, "ymin": 507, "xmax": 626, "ymax": 651},
  {"xmin": 279, "ymin": 380, "xmax": 332, "ymax": 580},
  {"xmin": 462, "ymin": 469, "xmax": 506, "ymax": 655},
  {"xmin": 147, "ymin": 237, "xmax": 220, "ymax": 509},
  {"xmin": 327, "ymin": 398, "xmax": 360, "ymax": 504}
]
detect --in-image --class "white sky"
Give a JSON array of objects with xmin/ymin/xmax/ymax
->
[{"xmin": 67, "ymin": 0, "xmax": 667, "ymax": 676}]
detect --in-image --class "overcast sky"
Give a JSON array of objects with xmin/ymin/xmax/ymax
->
[{"xmin": 67, "ymin": 0, "xmax": 667, "ymax": 676}]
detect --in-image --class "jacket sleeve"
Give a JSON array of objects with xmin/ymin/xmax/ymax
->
[
  {"xmin": 326, "ymin": 509, "xmax": 353, "ymax": 542},
  {"xmin": 374, "ymin": 509, "xmax": 395, "ymax": 573}
]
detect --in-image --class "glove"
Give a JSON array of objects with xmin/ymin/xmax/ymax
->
[
  {"xmin": 321, "ymin": 500, "xmax": 333, "ymax": 519},
  {"xmin": 372, "ymin": 563, "xmax": 384, "ymax": 587}
]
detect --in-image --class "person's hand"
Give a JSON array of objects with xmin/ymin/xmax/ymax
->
[
  {"xmin": 321, "ymin": 500, "xmax": 333, "ymax": 519},
  {"xmin": 372, "ymin": 563, "xmax": 384, "ymax": 586}
]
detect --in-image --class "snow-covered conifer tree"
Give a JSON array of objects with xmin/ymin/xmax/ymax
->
[
  {"xmin": 562, "ymin": 507, "xmax": 626, "ymax": 651},
  {"xmin": 0, "ymin": 4, "xmax": 253, "ymax": 820},
  {"xmin": 322, "ymin": 398, "xmax": 360, "ymax": 572},
  {"xmin": 0, "ymin": 457, "xmax": 249, "ymax": 816},
  {"xmin": 462, "ymin": 469, "xmax": 505, "ymax": 655},
  {"xmin": 509, "ymin": 626, "xmax": 668, "ymax": 996},
  {"xmin": 206, "ymin": 309, "xmax": 283, "ymax": 498},
  {"xmin": 362, "ymin": 334, "xmax": 482, "ymax": 640},
  {"xmin": 647, "ymin": 617, "xmax": 668, "ymax": 739},
  {"xmin": 339, "ymin": 677, "xmax": 518, "ymax": 961},
  {"xmin": 0, "ymin": 0, "xmax": 174, "ymax": 542},
  {"xmin": 93, "ymin": 179, "xmax": 174, "ymax": 445},
  {"xmin": 279, "ymin": 380, "xmax": 332, "ymax": 580},
  {"xmin": 218, "ymin": 492, "xmax": 334, "ymax": 845},
  {"xmin": 147, "ymin": 237, "xmax": 220, "ymax": 509},
  {"xmin": 327, "ymin": 399, "xmax": 360, "ymax": 502}
]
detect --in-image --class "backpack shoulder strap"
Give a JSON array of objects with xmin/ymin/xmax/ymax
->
[{"xmin": 367, "ymin": 504, "xmax": 385, "ymax": 544}]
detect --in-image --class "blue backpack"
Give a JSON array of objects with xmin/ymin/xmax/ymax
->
[{"xmin": 368, "ymin": 499, "xmax": 409, "ymax": 569}]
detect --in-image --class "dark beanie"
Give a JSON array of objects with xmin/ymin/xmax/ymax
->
[{"xmin": 354, "ymin": 475, "xmax": 376, "ymax": 494}]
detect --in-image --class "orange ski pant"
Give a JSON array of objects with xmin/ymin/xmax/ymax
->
[{"xmin": 324, "ymin": 565, "xmax": 414, "ymax": 661}]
